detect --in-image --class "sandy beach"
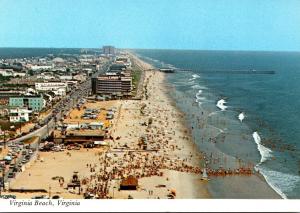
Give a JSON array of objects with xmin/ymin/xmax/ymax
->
[{"xmin": 4, "ymin": 53, "xmax": 280, "ymax": 199}]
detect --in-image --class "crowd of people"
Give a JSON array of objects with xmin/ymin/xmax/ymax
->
[{"xmin": 77, "ymin": 71, "xmax": 255, "ymax": 199}]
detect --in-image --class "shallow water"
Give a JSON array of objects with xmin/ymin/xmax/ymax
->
[{"xmin": 135, "ymin": 49, "xmax": 300, "ymax": 199}]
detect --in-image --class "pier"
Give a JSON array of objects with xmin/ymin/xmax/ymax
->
[{"xmin": 147, "ymin": 68, "xmax": 275, "ymax": 74}]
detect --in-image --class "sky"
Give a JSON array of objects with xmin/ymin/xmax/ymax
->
[{"xmin": 0, "ymin": 0, "xmax": 300, "ymax": 51}]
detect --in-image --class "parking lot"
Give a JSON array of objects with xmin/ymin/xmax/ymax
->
[
  {"xmin": 0, "ymin": 137, "xmax": 39, "ymax": 185},
  {"xmin": 63, "ymin": 100, "xmax": 119, "ymax": 128}
]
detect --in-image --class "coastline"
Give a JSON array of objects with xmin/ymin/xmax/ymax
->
[
  {"xmin": 3, "ymin": 52, "xmax": 281, "ymax": 199},
  {"xmin": 127, "ymin": 53, "xmax": 211, "ymax": 198},
  {"xmin": 133, "ymin": 53, "xmax": 281, "ymax": 199}
]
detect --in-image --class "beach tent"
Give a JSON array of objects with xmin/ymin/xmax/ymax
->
[{"xmin": 120, "ymin": 175, "xmax": 138, "ymax": 190}]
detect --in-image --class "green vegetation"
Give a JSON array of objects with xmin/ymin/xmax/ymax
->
[
  {"xmin": 0, "ymin": 74, "xmax": 12, "ymax": 82},
  {"xmin": 0, "ymin": 120, "xmax": 12, "ymax": 131},
  {"xmin": 23, "ymin": 136, "xmax": 39, "ymax": 144},
  {"xmin": 131, "ymin": 63, "xmax": 143, "ymax": 96},
  {"xmin": 2, "ymin": 83, "xmax": 29, "ymax": 87},
  {"xmin": 28, "ymin": 69, "xmax": 34, "ymax": 76}
]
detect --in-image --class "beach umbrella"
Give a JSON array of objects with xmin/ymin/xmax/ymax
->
[{"xmin": 4, "ymin": 156, "xmax": 12, "ymax": 161}]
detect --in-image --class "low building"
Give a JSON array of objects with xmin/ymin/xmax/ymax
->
[
  {"xmin": 30, "ymin": 65, "xmax": 53, "ymax": 71},
  {"xmin": 57, "ymin": 129, "xmax": 106, "ymax": 144},
  {"xmin": 115, "ymin": 56, "xmax": 131, "ymax": 67},
  {"xmin": 9, "ymin": 108, "xmax": 32, "ymax": 122},
  {"xmin": 59, "ymin": 75, "xmax": 73, "ymax": 81},
  {"xmin": 0, "ymin": 69, "xmax": 14, "ymax": 76},
  {"xmin": 0, "ymin": 90, "xmax": 26, "ymax": 105},
  {"xmin": 35, "ymin": 82, "xmax": 68, "ymax": 96},
  {"xmin": 9, "ymin": 95, "xmax": 45, "ymax": 111}
]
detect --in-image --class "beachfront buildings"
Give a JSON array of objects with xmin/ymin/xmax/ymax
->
[
  {"xmin": 9, "ymin": 95, "xmax": 45, "ymax": 111},
  {"xmin": 92, "ymin": 74, "xmax": 132, "ymax": 97},
  {"xmin": 115, "ymin": 56, "xmax": 131, "ymax": 68},
  {"xmin": 9, "ymin": 108, "xmax": 32, "ymax": 122},
  {"xmin": 102, "ymin": 46, "xmax": 116, "ymax": 55}
]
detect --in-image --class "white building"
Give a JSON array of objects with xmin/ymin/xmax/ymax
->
[
  {"xmin": 35, "ymin": 82, "xmax": 68, "ymax": 96},
  {"xmin": 59, "ymin": 75, "xmax": 73, "ymax": 81},
  {"xmin": 0, "ymin": 69, "xmax": 14, "ymax": 76},
  {"xmin": 30, "ymin": 65, "xmax": 53, "ymax": 71},
  {"xmin": 13, "ymin": 72, "xmax": 26, "ymax": 77},
  {"xmin": 37, "ymin": 74, "xmax": 56, "ymax": 80},
  {"xmin": 53, "ymin": 88, "xmax": 67, "ymax": 96},
  {"xmin": 9, "ymin": 108, "xmax": 32, "ymax": 122}
]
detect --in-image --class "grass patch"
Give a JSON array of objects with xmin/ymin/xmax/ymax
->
[
  {"xmin": 23, "ymin": 136, "xmax": 39, "ymax": 144},
  {"xmin": 131, "ymin": 62, "xmax": 143, "ymax": 96}
]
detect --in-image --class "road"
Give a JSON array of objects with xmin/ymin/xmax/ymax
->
[
  {"xmin": 6, "ymin": 61, "xmax": 110, "ymax": 145},
  {"xmin": 1, "ymin": 61, "xmax": 110, "ymax": 186}
]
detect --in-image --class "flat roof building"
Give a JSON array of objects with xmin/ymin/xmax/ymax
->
[
  {"xmin": 9, "ymin": 95, "xmax": 45, "ymax": 112},
  {"xmin": 35, "ymin": 82, "xmax": 68, "ymax": 96},
  {"xmin": 92, "ymin": 74, "xmax": 132, "ymax": 97},
  {"xmin": 9, "ymin": 108, "xmax": 32, "ymax": 122}
]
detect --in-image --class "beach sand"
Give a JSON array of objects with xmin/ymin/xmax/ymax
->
[{"xmin": 4, "ymin": 53, "xmax": 280, "ymax": 199}]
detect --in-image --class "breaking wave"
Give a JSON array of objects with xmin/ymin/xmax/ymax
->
[{"xmin": 216, "ymin": 99, "xmax": 228, "ymax": 111}]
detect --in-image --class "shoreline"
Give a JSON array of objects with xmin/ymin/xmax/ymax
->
[
  {"xmin": 128, "ymin": 53, "xmax": 211, "ymax": 198},
  {"xmin": 3, "ymin": 52, "xmax": 281, "ymax": 199},
  {"xmin": 133, "ymin": 53, "xmax": 281, "ymax": 199}
]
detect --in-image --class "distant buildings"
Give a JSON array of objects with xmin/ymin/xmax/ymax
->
[
  {"xmin": 92, "ymin": 55, "xmax": 132, "ymax": 98},
  {"xmin": 30, "ymin": 65, "xmax": 53, "ymax": 71},
  {"xmin": 9, "ymin": 95, "xmax": 45, "ymax": 111},
  {"xmin": 0, "ymin": 50, "xmax": 109, "ymax": 128},
  {"xmin": 0, "ymin": 69, "xmax": 26, "ymax": 77},
  {"xmin": 115, "ymin": 56, "xmax": 131, "ymax": 67},
  {"xmin": 102, "ymin": 46, "xmax": 116, "ymax": 55},
  {"xmin": 35, "ymin": 82, "xmax": 69, "ymax": 96}
]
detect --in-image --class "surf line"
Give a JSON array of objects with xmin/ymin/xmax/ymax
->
[
  {"xmin": 238, "ymin": 112, "xmax": 245, "ymax": 122},
  {"xmin": 216, "ymin": 99, "xmax": 228, "ymax": 111}
]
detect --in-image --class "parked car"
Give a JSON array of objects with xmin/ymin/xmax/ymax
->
[
  {"xmin": 32, "ymin": 195, "xmax": 49, "ymax": 199},
  {"xmin": 8, "ymin": 172, "xmax": 15, "ymax": 178}
]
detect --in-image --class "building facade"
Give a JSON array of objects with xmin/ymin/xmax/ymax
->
[
  {"xmin": 35, "ymin": 82, "xmax": 68, "ymax": 91},
  {"xmin": 92, "ymin": 75, "xmax": 132, "ymax": 96},
  {"xmin": 102, "ymin": 46, "xmax": 116, "ymax": 55},
  {"xmin": 9, "ymin": 108, "xmax": 32, "ymax": 122},
  {"xmin": 9, "ymin": 96, "xmax": 45, "ymax": 111},
  {"xmin": 35, "ymin": 82, "xmax": 68, "ymax": 96}
]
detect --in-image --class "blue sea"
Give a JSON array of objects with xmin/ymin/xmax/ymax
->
[{"xmin": 134, "ymin": 49, "xmax": 300, "ymax": 199}]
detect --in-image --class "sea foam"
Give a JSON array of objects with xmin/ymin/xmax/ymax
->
[
  {"xmin": 216, "ymin": 99, "xmax": 228, "ymax": 111},
  {"xmin": 252, "ymin": 132, "xmax": 272, "ymax": 164},
  {"xmin": 238, "ymin": 112, "xmax": 245, "ymax": 122},
  {"xmin": 255, "ymin": 166, "xmax": 300, "ymax": 199},
  {"xmin": 195, "ymin": 91, "xmax": 206, "ymax": 103},
  {"xmin": 192, "ymin": 74, "xmax": 200, "ymax": 79},
  {"xmin": 191, "ymin": 84, "xmax": 201, "ymax": 89}
]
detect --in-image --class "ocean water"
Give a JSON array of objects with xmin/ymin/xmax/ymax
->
[
  {"xmin": 134, "ymin": 49, "xmax": 300, "ymax": 199},
  {"xmin": 0, "ymin": 48, "xmax": 98, "ymax": 59}
]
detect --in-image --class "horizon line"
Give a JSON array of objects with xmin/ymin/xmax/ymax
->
[{"xmin": 0, "ymin": 46, "xmax": 300, "ymax": 53}]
